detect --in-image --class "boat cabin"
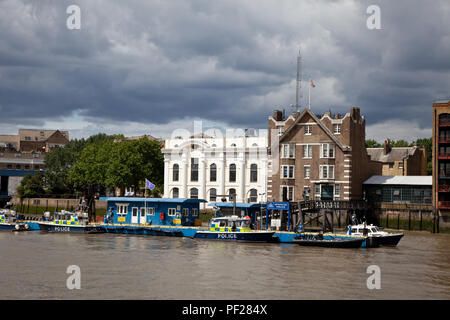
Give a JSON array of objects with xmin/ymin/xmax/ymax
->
[
  {"xmin": 43, "ymin": 210, "xmax": 89, "ymax": 225},
  {"xmin": 208, "ymin": 202, "xmax": 265, "ymax": 225},
  {"xmin": 348, "ymin": 224, "xmax": 382, "ymax": 236},
  {"xmin": 209, "ymin": 216, "xmax": 252, "ymax": 232},
  {"xmin": 100, "ymin": 197, "xmax": 207, "ymax": 226},
  {"xmin": 0, "ymin": 209, "xmax": 17, "ymax": 224}
]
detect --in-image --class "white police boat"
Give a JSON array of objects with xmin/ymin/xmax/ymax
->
[
  {"xmin": 0, "ymin": 208, "xmax": 29, "ymax": 231},
  {"xmin": 347, "ymin": 223, "xmax": 403, "ymax": 247},
  {"xmin": 38, "ymin": 210, "xmax": 105, "ymax": 233},
  {"xmin": 193, "ymin": 216, "xmax": 275, "ymax": 242}
]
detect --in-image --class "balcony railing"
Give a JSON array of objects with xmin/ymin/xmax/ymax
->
[
  {"xmin": 439, "ymin": 119, "xmax": 450, "ymax": 126},
  {"xmin": 439, "ymin": 138, "xmax": 450, "ymax": 143},
  {"xmin": 438, "ymin": 152, "xmax": 450, "ymax": 159},
  {"xmin": 438, "ymin": 201, "xmax": 450, "ymax": 209},
  {"xmin": 438, "ymin": 185, "xmax": 450, "ymax": 192}
]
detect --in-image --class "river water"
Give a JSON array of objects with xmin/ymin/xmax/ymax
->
[{"xmin": 0, "ymin": 230, "xmax": 449, "ymax": 299}]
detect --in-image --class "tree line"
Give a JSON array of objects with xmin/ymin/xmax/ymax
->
[{"xmin": 17, "ymin": 133, "xmax": 164, "ymax": 201}]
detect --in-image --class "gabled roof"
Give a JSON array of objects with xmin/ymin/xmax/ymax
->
[
  {"xmin": 366, "ymin": 147, "xmax": 418, "ymax": 163},
  {"xmin": 279, "ymin": 108, "xmax": 348, "ymax": 151}
]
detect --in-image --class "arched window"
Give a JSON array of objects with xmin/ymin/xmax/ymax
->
[
  {"xmin": 229, "ymin": 188, "xmax": 236, "ymax": 201},
  {"xmin": 172, "ymin": 187, "xmax": 179, "ymax": 198},
  {"xmin": 190, "ymin": 188, "xmax": 198, "ymax": 199},
  {"xmin": 210, "ymin": 163, "xmax": 217, "ymax": 182},
  {"xmin": 173, "ymin": 164, "xmax": 179, "ymax": 182},
  {"xmin": 250, "ymin": 164, "xmax": 257, "ymax": 182},
  {"xmin": 249, "ymin": 189, "xmax": 258, "ymax": 203},
  {"xmin": 229, "ymin": 164, "xmax": 236, "ymax": 182},
  {"xmin": 209, "ymin": 188, "xmax": 217, "ymax": 202}
]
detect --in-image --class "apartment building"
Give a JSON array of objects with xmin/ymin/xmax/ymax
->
[{"xmin": 432, "ymin": 100, "xmax": 450, "ymax": 217}]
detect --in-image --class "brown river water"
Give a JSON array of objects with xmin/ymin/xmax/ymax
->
[{"xmin": 0, "ymin": 230, "xmax": 449, "ymax": 299}]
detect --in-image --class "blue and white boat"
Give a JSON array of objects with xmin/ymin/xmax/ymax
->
[
  {"xmin": 0, "ymin": 208, "xmax": 29, "ymax": 231},
  {"xmin": 347, "ymin": 223, "xmax": 403, "ymax": 247},
  {"xmin": 37, "ymin": 210, "xmax": 105, "ymax": 233},
  {"xmin": 194, "ymin": 216, "xmax": 275, "ymax": 242}
]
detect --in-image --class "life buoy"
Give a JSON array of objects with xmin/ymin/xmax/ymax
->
[{"xmin": 243, "ymin": 216, "xmax": 250, "ymax": 220}]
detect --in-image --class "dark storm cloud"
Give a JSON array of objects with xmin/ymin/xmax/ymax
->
[{"xmin": 0, "ymin": 0, "xmax": 449, "ymax": 138}]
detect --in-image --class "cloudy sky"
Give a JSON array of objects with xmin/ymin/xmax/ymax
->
[{"xmin": 0, "ymin": 0, "xmax": 449, "ymax": 141}]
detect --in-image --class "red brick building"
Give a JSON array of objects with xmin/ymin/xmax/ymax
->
[{"xmin": 267, "ymin": 107, "xmax": 381, "ymax": 202}]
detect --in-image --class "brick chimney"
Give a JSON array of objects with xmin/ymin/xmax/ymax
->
[
  {"xmin": 383, "ymin": 140, "xmax": 391, "ymax": 155},
  {"xmin": 273, "ymin": 110, "xmax": 283, "ymax": 121}
]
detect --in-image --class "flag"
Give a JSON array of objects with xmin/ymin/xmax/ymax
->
[
  {"xmin": 145, "ymin": 179, "xmax": 155, "ymax": 190},
  {"xmin": 310, "ymin": 79, "xmax": 316, "ymax": 88}
]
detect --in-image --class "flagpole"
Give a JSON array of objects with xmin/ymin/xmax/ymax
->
[{"xmin": 308, "ymin": 82, "xmax": 311, "ymax": 109}]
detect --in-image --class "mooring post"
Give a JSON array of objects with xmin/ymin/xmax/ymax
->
[
  {"xmin": 408, "ymin": 211, "xmax": 411, "ymax": 231},
  {"xmin": 397, "ymin": 214, "xmax": 400, "ymax": 230},
  {"xmin": 386, "ymin": 213, "xmax": 389, "ymax": 229},
  {"xmin": 419, "ymin": 210, "xmax": 422, "ymax": 231}
]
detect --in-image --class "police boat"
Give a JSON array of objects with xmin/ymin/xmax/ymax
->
[
  {"xmin": 38, "ymin": 210, "xmax": 105, "ymax": 233},
  {"xmin": 0, "ymin": 208, "xmax": 30, "ymax": 231},
  {"xmin": 193, "ymin": 216, "xmax": 275, "ymax": 242},
  {"xmin": 347, "ymin": 223, "xmax": 403, "ymax": 247},
  {"xmin": 293, "ymin": 232, "xmax": 365, "ymax": 248}
]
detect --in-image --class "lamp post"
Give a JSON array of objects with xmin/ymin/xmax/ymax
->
[{"xmin": 259, "ymin": 192, "xmax": 266, "ymax": 230}]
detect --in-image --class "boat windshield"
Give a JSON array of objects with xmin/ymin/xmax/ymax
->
[{"xmin": 370, "ymin": 227, "xmax": 379, "ymax": 232}]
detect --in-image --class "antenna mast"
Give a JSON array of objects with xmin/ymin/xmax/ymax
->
[{"xmin": 295, "ymin": 48, "xmax": 302, "ymax": 112}]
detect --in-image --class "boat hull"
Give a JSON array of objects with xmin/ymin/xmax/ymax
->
[
  {"xmin": 372, "ymin": 233, "xmax": 403, "ymax": 246},
  {"xmin": 38, "ymin": 222, "xmax": 105, "ymax": 233},
  {"xmin": 194, "ymin": 231, "xmax": 275, "ymax": 242},
  {"xmin": 293, "ymin": 237, "xmax": 364, "ymax": 248},
  {"xmin": 0, "ymin": 222, "xmax": 29, "ymax": 231}
]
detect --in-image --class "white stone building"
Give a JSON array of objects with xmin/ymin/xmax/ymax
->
[{"xmin": 163, "ymin": 130, "xmax": 268, "ymax": 209}]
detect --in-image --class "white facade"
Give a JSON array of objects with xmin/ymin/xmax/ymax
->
[{"xmin": 163, "ymin": 132, "xmax": 268, "ymax": 209}]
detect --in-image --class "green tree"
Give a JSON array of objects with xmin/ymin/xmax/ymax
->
[
  {"xmin": 16, "ymin": 172, "xmax": 46, "ymax": 198},
  {"xmin": 44, "ymin": 133, "xmax": 124, "ymax": 194},
  {"xmin": 365, "ymin": 139, "xmax": 382, "ymax": 148}
]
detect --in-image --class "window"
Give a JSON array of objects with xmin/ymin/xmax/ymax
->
[
  {"xmin": 172, "ymin": 187, "xmax": 179, "ymax": 198},
  {"xmin": 321, "ymin": 143, "xmax": 335, "ymax": 158},
  {"xmin": 146, "ymin": 207, "xmax": 155, "ymax": 216},
  {"xmin": 335, "ymin": 184, "xmax": 340, "ymax": 196},
  {"xmin": 305, "ymin": 125, "xmax": 312, "ymax": 135},
  {"xmin": 250, "ymin": 164, "xmax": 258, "ymax": 182},
  {"xmin": 191, "ymin": 158, "xmax": 198, "ymax": 181},
  {"xmin": 304, "ymin": 165, "xmax": 310, "ymax": 179},
  {"xmin": 192, "ymin": 208, "xmax": 198, "ymax": 217},
  {"xmin": 182, "ymin": 208, "xmax": 189, "ymax": 216},
  {"xmin": 398, "ymin": 162, "xmax": 403, "ymax": 169},
  {"xmin": 281, "ymin": 165, "xmax": 295, "ymax": 178},
  {"xmin": 389, "ymin": 163, "xmax": 394, "ymax": 169},
  {"xmin": 210, "ymin": 163, "xmax": 217, "ymax": 182},
  {"xmin": 303, "ymin": 187, "xmax": 310, "ymax": 200},
  {"xmin": 229, "ymin": 164, "xmax": 236, "ymax": 182},
  {"xmin": 303, "ymin": 145, "xmax": 313, "ymax": 158},
  {"xmin": 168, "ymin": 208, "xmax": 176, "ymax": 216},
  {"xmin": 282, "ymin": 144, "xmax": 295, "ymax": 158},
  {"xmin": 209, "ymin": 188, "xmax": 217, "ymax": 202},
  {"xmin": 277, "ymin": 126, "xmax": 284, "ymax": 136},
  {"xmin": 116, "ymin": 204, "xmax": 128, "ymax": 215},
  {"xmin": 229, "ymin": 188, "xmax": 236, "ymax": 201},
  {"xmin": 190, "ymin": 188, "xmax": 198, "ymax": 199},
  {"xmin": 333, "ymin": 124, "xmax": 341, "ymax": 134},
  {"xmin": 249, "ymin": 189, "xmax": 258, "ymax": 203},
  {"xmin": 320, "ymin": 165, "xmax": 335, "ymax": 179},
  {"xmin": 315, "ymin": 184, "xmax": 321, "ymax": 195},
  {"xmin": 173, "ymin": 164, "xmax": 179, "ymax": 181},
  {"xmin": 281, "ymin": 186, "xmax": 294, "ymax": 201}
]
